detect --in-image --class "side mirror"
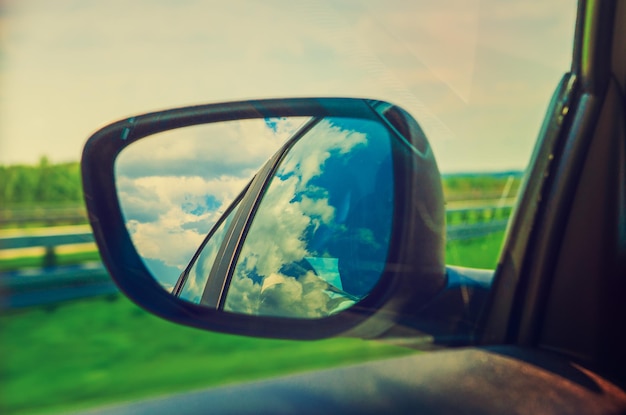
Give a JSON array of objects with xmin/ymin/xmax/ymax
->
[{"xmin": 82, "ymin": 98, "xmax": 450, "ymax": 340}]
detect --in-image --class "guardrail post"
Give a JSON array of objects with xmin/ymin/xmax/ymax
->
[{"xmin": 43, "ymin": 245, "xmax": 57, "ymax": 268}]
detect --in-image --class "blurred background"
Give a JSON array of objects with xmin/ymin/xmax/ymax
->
[{"xmin": 1, "ymin": 1, "xmax": 576, "ymax": 413}]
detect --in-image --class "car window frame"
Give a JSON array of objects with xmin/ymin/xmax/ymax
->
[{"xmin": 480, "ymin": 0, "xmax": 621, "ymax": 352}]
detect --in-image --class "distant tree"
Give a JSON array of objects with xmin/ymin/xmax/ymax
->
[{"xmin": 0, "ymin": 158, "xmax": 83, "ymax": 208}]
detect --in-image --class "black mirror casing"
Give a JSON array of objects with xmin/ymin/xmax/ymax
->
[{"xmin": 82, "ymin": 98, "xmax": 446, "ymax": 340}]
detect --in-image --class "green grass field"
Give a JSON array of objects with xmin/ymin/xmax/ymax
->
[
  {"xmin": 0, "ymin": 296, "xmax": 416, "ymax": 415},
  {"xmin": 445, "ymin": 231, "xmax": 504, "ymax": 269},
  {"xmin": 1, "ymin": 232, "xmax": 505, "ymax": 414}
]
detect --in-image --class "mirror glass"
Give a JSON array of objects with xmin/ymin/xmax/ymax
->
[
  {"xmin": 223, "ymin": 117, "xmax": 395, "ymax": 318},
  {"xmin": 115, "ymin": 115, "xmax": 395, "ymax": 319},
  {"xmin": 115, "ymin": 117, "xmax": 310, "ymax": 292},
  {"xmin": 177, "ymin": 196, "xmax": 242, "ymax": 303}
]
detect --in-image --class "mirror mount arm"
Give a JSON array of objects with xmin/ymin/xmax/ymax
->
[{"xmin": 361, "ymin": 266, "xmax": 493, "ymax": 346}]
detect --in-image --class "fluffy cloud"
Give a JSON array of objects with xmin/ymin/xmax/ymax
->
[
  {"xmin": 114, "ymin": 118, "xmax": 305, "ymax": 288},
  {"xmin": 4, "ymin": 0, "xmax": 575, "ymax": 178},
  {"xmin": 118, "ymin": 117, "xmax": 310, "ymax": 179},
  {"xmin": 223, "ymin": 119, "xmax": 374, "ymax": 318}
]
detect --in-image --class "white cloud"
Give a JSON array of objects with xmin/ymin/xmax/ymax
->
[
  {"xmin": 280, "ymin": 121, "xmax": 367, "ymax": 185},
  {"xmin": 237, "ymin": 175, "xmax": 313, "ymax": 279},
  {"xmin": 260, "ymin": 271, "xmax": 336, "ymax": 318},
  {"xmin": 118, "ymin": 118, "xmax": 310, "ymax": 179},
  {"xmin": 113, "ymin": 118, "xmax": 309, "ymax": 285},
  {"xmin": 125, "ymin": 218, "xmax": 204, "ymax": 272}
]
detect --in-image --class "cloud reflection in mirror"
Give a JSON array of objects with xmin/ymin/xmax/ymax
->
[
  {"xmin": 114, "ymin": 117, "xmax": 310, "ymax": 291},
  {"xmin": 224, "ymin": 117, "xmax": 394, "ymax": 318}
]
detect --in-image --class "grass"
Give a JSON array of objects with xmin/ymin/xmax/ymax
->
[
  {"xmin": 0, "ymin": 232, "xmax": 505, "ymax": 415},
  {"xmin": 445, "ymin": 231, "xmax": 505, "ymax": 269},
  {"xmin": 0, "ymin": 296, "xmax": 415, "ymax": 414},
  {"xmin": 0, "ymin": 220, "xmax": 88, "ymax": 231}
]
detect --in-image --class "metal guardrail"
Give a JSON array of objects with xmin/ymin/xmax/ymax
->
[
  {"xmin": 0, "ymin": 227, "xmax": 106, "ymax": 309},
  {"xmin": 447, "ymin": 220, "xmax": 509, "ymax": 241},
  {"xmin": 0, "ymin": 231, "xmax": 94, "ymax": 250},
  {"xmin": 0, "ymin": 207, "xmax": 87, "ymax": 226},
  {"xmin": 1, "ymin": 262, "xmax": 116, "ymax": 309},
  {"xmin": 0, "ymin": 228, "xmax": 94, "ymax": 269},
  {"xmin": 0, "ymin": 204, "xmax": 512, "ymax": 309}
]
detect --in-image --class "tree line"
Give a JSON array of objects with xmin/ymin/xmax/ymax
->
[
  {"xmin": 0, "ymin": 158, "xmax": 524, "ymax": 209},
  {"xmin": 0, "ymin": 157, "xmax": 83, "ymax": 209}
]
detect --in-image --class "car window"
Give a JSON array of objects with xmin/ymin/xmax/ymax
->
[{"xmin": 0, "ymin": 1, "xmax": 577, "ymax": 413}]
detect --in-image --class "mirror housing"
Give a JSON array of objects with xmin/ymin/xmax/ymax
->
[{"xmin": 82, "ymin": 98, "xmax": 455, "ymax": 341}]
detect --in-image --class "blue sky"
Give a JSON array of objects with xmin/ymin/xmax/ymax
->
[{"xmin": 0, "ymin": 0, "xmax": 577, "ymax": 172}]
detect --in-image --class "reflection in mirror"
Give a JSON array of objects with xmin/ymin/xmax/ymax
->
[
  {"xmin": 115, "ymin": 117, "xmax": 310, "ymax": 291},
  {"xmin": 176, "ymin": 197, "xmax": 242, "ymax": 303},
  {"xmin": 224, "ymin": 117, "xmax": 395, "ymax": 318}
]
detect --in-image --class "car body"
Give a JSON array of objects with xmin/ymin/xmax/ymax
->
[{"xmin": 78, "ymin": 0, "xmax": 626, "ymax": 413}]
